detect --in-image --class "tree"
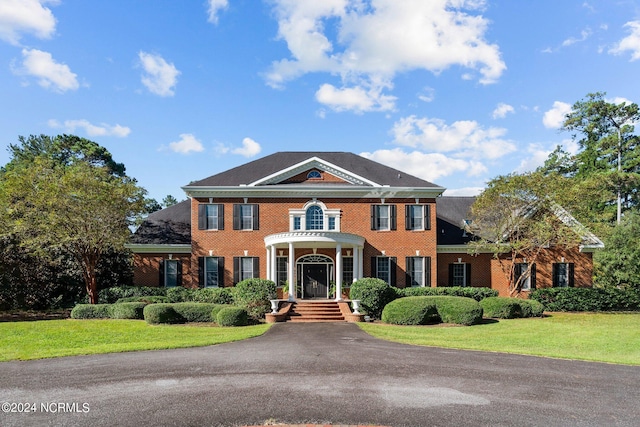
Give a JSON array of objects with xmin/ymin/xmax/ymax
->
[
  {"xmin": 162, "ymin": 194, "xmax": 179, "ymax": 207},
  {"xmin": 0, "ymin": 151, "xmax": 146, "ymax": 304},
  {"xmin": 468, "ymin": 172, "xmax": 583, "ymax": 295},
  {"xmin": 561, "ymin": 92, "xmax": 640, "ymax": 224},
  {"xmin": 594, "ymin": 212, "xmax": 640, "ymax": 290}
]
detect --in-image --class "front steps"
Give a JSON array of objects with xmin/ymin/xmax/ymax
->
[{"xmin": 286, "ymin": 300, "xmax": 345, "ymax": 322}]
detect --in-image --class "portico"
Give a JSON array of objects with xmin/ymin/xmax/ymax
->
[{"xmin": 264, "ymin": 231, "xmax": 365, "ymax": 301}]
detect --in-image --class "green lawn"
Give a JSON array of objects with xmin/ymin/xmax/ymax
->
[
  {"xmin": 359, "ymin": 312, "xmax": 640, "ymax": 365},
  {"xmin": 0, "ymin": 319, "xmax": 271, "ymax": 362}
]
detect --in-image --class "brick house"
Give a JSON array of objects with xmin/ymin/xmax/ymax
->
[{"xmin": 127, "ymin": 152, "xmax": 603, "ymax": 298}]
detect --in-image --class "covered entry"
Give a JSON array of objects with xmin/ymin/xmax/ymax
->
[{"xmin": 298, "ymin": 254, "xmax": 332, "ymax": 299}]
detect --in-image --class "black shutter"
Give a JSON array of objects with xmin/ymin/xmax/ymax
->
[
  {"xmin": 198, "ymin": 205, "xmax": 206, "ymax": 230},
  {"xmin": 425, "ymin": 205, "xmax": 431, "ymax": 230},
  {"xmin": 425, "ymin": 257, "xmax": 431, "ymax": 287},
  {"xmin": 569, "ymin": 263, "xmax": 575, "ymax": 287},
  {"xmin": 371, "ymin": 205, "xmax": 377, "ymax": 230},
  {"xmin": 405, "ymin": 257, "xmax": 413, "ymax": 286},
  {"xmin": 218, "ymin": 257, "xmax": 225, "ymax": 287},
  {"xmin": 405, "ymin": 205, "xmax": 411, "ymax": 230},
  {"xmin": 198, "ymin": 257, "xmax": 204, "ymax": 287},
  {"xmin": 253, "ymin": 205, "xmax": 259, "ymax": 230},
  {"xmin": 253, "ymin": 257, "xmax": 260, "ymax": 278},
  {"xmin": 448, "ymin": 264, "xmax": 454, "ymax": 286},
  {"xmin": 552, "ymin": 263, "xmax": 559, "ymax": 287},
  {"xmin": 159, "ymin": 260, "xmax": 165, "ymax": 287},
  {"xmin": 218, "ymin": 204, "xmax": 224, "ymax": 230},
  {"xmin": 233, "ymin": 257, "xmax": 240, "ymax": 284},
  {"xmin": 390, "ymin": 205, "xmax": 397, "ymax": 230},
  {"xmin": 233, "ymin": 204, "xmax": 240, "ymax": 230},
  {"xmin": 371, "ymin": 257, "xmax": 377, "ymax": 278},
  {"xmin": 531, "ymin": 264, "xmax": 537, "ymax": 290},
  {"xmin": 177, "ymin": 261, "xmax": 183, "ymax": 286},
  {"xmin": 390, "ymin": 257, "xmax": 397, "ymax": 286},
  {"xmin": 465, "ymin": 263, "xmax": 471, "ymax": 287}
]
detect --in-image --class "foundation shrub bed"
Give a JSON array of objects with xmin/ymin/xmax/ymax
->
[
  {"xmin": 190, "ymin": 288, "xmax": 235, "ymax": 305},
  {"xmin": 398, "ymin": 286, "xmax": 498, "ymax": 301},
  {"xmin": 480, "ymin": 297, "xmax": 522, "ymax": 319},
  {"xmin": 429, "ymin": 296, "xmax": 484, "ymax": 325},
  {"xmin": 216, "ymin": 307, "xmax": 249, "ymax": 326},
  {"xmin": 381, "ymin": 297, "xmax": 439, "ymax": 325},
  {"xmin": 349, "ymin": 278, "xmax": 397, "ymax": 319},
  {"xmin": 143, "ymin": 304, "xmax": 183, "ymax": 324},
  {"xmin": 519, "ymin": 299, "xmax": 545, "ymax": 317},
  {"xmin": 70, "ymin": 304, "xmax": 112, "ymax": 319},
  {"xmin": 233, "ymin": 279, "xmax": 276, "ymax": 321},
  {"xmin": 99, "ymin": 286, "xmax": 166, "ymax": 304},
  {"xmin": 109, "ymin": 302, "xmax": 147, "ymax": 319},
  {"xmin": 116, "ymin": 296, "xmax": 169, "ymax": 304},
  {"xmin": 530, "ymin": 287, "xmax": 640, "ymax": 312},
  {"xmin": 166, "ymin": 287, "xmax": 195, "ymax": 303},
  {"xmin": 171, "ymin": 302, "xmax": 217, "ymax": 323},
  {"xmin": 210, "ymin": 304, "xmax": 234, "ymax": 322}
]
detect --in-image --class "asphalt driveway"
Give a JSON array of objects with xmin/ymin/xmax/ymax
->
[{"xmin": 1, "ymin": 322, "xmax": 639, "ymax": 427}]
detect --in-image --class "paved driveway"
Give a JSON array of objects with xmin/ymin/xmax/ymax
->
[{"xmin": 1, "ymin": 323, "xmax": 639, "ymax": 427}]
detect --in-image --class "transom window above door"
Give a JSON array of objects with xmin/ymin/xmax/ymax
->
[{"xmin": 289, "ymin": 200, "xmax": 341, "ymax": 232}]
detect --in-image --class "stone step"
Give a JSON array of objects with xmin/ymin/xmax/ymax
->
[{"xmin": 286, "ymin": 301, "xmax": 345, "ymax": 323}]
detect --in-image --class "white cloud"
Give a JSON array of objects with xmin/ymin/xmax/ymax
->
[
  {"xmin": 315, "ymin": 82, "xmax": 396, "ymax": 113},
  {"xmin": 443, "ymin": 187, "xmax": 484, "ymax": 197},
  {"xmin": 169, "ymin": 133, "xmax": 204, "ymax": 154},
  {"xmin": 48, "ymin": 119, "xmax": 130, "ymax": 137},
  {"xmin": 542, "ymin": 101, "xmax": 572, "ymax": 129},
  {"xmin": 265, "ymin": 0, "xmax": 505, "ymax": 110},
  {"xmin": 206, "ymin": 0, "xmax": 228, "ymax": 24},
  {"xmin": 418, "ymin": 87, "xmax": 435, "ymax": 103},
  {"xmin": 609, "ymin": 21, "xmax": 640, "ymax": 61},
  {"xmin": 492, "ymin": 102, "xmax": 514, "ymax": 119},
  {"xmin": 391, "ymin": 115, "xmax": 516, "ymax": 160},
  {"xmin": 14, "ymin": 48, "xmax": 78, "ymax": 92},
  {"xmin": 515, "ymin": 143, "xmax": 554, "ymax": 173},
  {"xmin": 232, "ymin": 137, "xmax": 262, "ymax": 157},
  {"xmin": 360, "ymin": 148, "xmax": 487, "ymax": 183},
  {"xmin": 0, "ymin": 0, "xmax": 57, "ymax": 45},
  {"xmin": 561, "ymin": 28, "xmax": 592, "ymax": 47},
  {"xmin": 138, "ymin": 51, "xmax": 180, "ymax": 97}
]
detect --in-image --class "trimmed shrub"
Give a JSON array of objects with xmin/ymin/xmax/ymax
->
[
  {"xmin": 519, "ymin": 299, "xmax": 545, "ymax": 318},
  {"xmin": 349, "ymin": 278, "xmax": 397, "ymax": 319},
  {"xmin": 116, "ymin": 296, "xmax": 169, "ymax": 304},
  {"xmin": 480, "ymin": 297, "xmax": 522, "ymax": 319},
  {"xmin": 381, "ymin": 297, "xmax": 438, "ymax": 325},
  {"xmin": 171, "ymin": 302, "xmax": 217, "ymax": 323},
  {"xmin": 530, "ymin": 287, "xmax": 640, "ymax": 312},
  {"xmin": 398, "ymin": 286, "xmax": 498, "ymax": 301},
  {"xmin": 233, "ymin": 278, "xmax": 277, "ymax": 321},
  {"xmin": 109, "ymin": 302, "xmax": 147, "ymax": 319},
  {"xmin": 166, "ymin": 287, "xmax": 196, "ymax": 303},
  {"xmin": 191, "ymin": 288, "xmax": 235, "ymax": 305},
  {"xmin": 430, "ymin": 296, "xmax": 483, "ymax": 326},
  {"xmin": 211, "ymin": 304, "xmax": 234, "ymax": 322},
  {"xmin": 143, "ymin": 304, "xmax": 183, "ymax": 324},
  {"xmin": 216, "ymin": 307, "xmax": 249, "ymax": 326},
  {"xmin": 70, "ymin": 304, "xmax": 112, "ymax": 319},
  {"xmin": 98, "ymin": 286, "xmax": 166, "ymax": 304}
]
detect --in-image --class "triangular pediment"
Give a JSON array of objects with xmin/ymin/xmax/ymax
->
[{"xmin": 248, "ymin": 157, "xmax": 381, "ymax": 187}]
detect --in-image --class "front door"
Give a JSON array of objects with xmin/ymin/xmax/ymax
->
[{"xmin": 303, "ymin": 264, "xmax": 328, "ymax": 299}]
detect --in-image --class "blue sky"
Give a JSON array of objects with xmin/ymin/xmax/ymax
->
[{"xmin": 1, "ymin": 0, "xmax": 639, "ymax": 201}]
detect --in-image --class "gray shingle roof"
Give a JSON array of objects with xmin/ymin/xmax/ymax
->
[
  {"xmin": 436, "ymin": 197, "xmax": 476, "ymax": 245},
  {"xmin": 131, "ymin": 200, "xmax": 191, "ymax": 245},
  {"xmin": 188, "ymin": 152, "xmax": 440, "ymax": 188}
]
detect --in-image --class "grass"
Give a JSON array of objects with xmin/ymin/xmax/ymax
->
[
  {"xmin": 0, "ymin": 319, "xmax": 271, "ymax": 362},
  {"xmin": 359, "ymin": 312, "xmax": 640, "ymax": 365}
]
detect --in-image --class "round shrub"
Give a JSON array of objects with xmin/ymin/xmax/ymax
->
[
  {"xmin": 519, "ymin": 299, "xmax": 545, "ymax": 317},
  {"xmin": 480, "ymin": 297, "xmax": 522, "ymax": 319},
  {"xmin": 166, "ymin": 287, "xmax": 196, "ymax": 303},
  {"xmin": 233, "ymin": 279, "xmax": 277, "ymax": 321},
  {"xmin": 349, "ymin": 278, "xmax": 398, "ymax": 319},
  {"xmin": 192, "ymin": 288, "xmax": 235, "ymax": 304},
  {"xmin": 210, "ymin": 304, "xmax": 234, "ymax": 322},
  {"xmin": 171, "ymin": 302, "xmax": 217, "ymax": 322},
  {"xmin": 109, "ymin": 302, "xmax": 147, "ymax": 319},
  {"xmin": 116, "ymin": 296, "xmax": 169, "ymax": 304},
  {"xmin": 71, "ymin": 304, "xmax": 112, "ymax": 319},
  {"xmin": 98, "ymin": 286, "xmax": 166, "ymax": 304},
  {"xmin": 216, "ymin": 307, "xmax": 249, "ymax": 326},
  {"xmin": 143, "ymin": 304, "xmax": 183, "ymax": 324},
  {"xmin": 381, "ymin": 297, "xmax": 438, "ymax": 325},
  {"xmin": 429, "ymin": 296, "xmax": 483, "ymax": 326}
]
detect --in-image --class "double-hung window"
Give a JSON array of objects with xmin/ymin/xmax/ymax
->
[
  {"xmin": 199, "ymin": 256, "xmax": 224, "ymax": 288},
  {"xmin": 160, "ymin": 259, "xmax": 182, "ymax": 288},
  {"xmin": 406, "ymin": 256, "xmax": 431, "ymax": 287},
  {"xmin": 372, "ymin": 256, "xmax": 396, "ymax": 285},
  {"xmin": 198, "ymin": 204, "xmax": 224, "ymax": 230},
  {"xmin": 276, "ymin": 256, "xmax": 288, "ymax": 287},
  {"xmin": 515, "ymin": 263, "xmax": 536, "ymax": 291},
  {"xmin": 405, "ymin": 205, "xmax": 431, "ymax": 231},
  {"xmin": 342, "ymin": 256, "xmax": 354, "ymax": 285},
  {"xmin": 449, "ymin": 263, "xmax": 470, "ymax": 287},
  {"xmin": 233, "ymin": 204, "xmax": 259, "ymax": 230},
  {"xmin": 371, "ymin": 205, "xmax": 397, "ymax": 231},
  {"xmin": 553, "ymin": 263, "xmax": 574, "ymax": 288},
  {"xmin": 233, "ymin": 256, "xmax": 260, "ymax": 284}
]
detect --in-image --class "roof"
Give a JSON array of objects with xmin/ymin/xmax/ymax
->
[
  {"xmin": 436, "ymin": 197, "xmax": 475, "ymax": 245},
  {"xmin": 131, "ymin": 200, "xmax": 191, "ymax": 245},
  {"xmin": 188, "ymin": 152, "xmax": 441, "ymax": 188}
]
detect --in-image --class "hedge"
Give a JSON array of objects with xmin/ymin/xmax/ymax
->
[
  {"xmin": 216, "ymin": 307, "xmax": 249, "ymax": 326},
  {"xmin": 109, "ymin": 302, "xmax": 147, "ymax": 320},
  {"xmin": 519, "ymin": 299, "xmax": 545, "ymax": 318},
  {"xmin": 70, "ymin": 304, "xmax": 112, "ymax": 319},
  {"xmin": 191, "ymin": 288, "xmax": 235, "ymax": 305},
  {"xmin": 233, "ymin": 278, "xmax": 277, "ymax": 321},
  {"xmin": 211, "ymin": 304, "xmax": 234, "ymax": 322},
  {"xmin": 430, "ymin": 296, "xmax": 483, "ymax": 325},
  {"xmin": 530, "ymin": 287, "xmax": 640, "ymax": 312},
  {"xmin": 398, "ymin": 286, "xmax": 498, "ymax": 301},
  {"xmin": 98, "ymin": 286, "xmax": 166, "ymax": 304},
  {"xmin": 171, "ymin": 302, "xmax": 217, "ymax": 323},
  {"xmin": 116, "ymin": 296, "xmax": 170, "ymax": 304},
  {"xmin": 349, "ymin": 278, "xmax": 397, "ymax": 319},
  {"xmin": 480, "ymin": 297, "xmax": 522, "ymax": 319},
  {"xmin": 143, "ymin": 304, "xmax": 183, "ymax": 324},
  {"xmin": 381, "ymin": 297, "xmax": 439, "ymax": 325},
  {"xmin": 166, "ymin": 287, "xmax": 195, "ymax": 303}
]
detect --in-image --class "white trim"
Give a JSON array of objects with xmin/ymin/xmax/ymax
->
[
  {"xmin": 265, "ymin": 231, "xmax": 365, "ymax": 248},
  {"xmin": 125, "ymin": 244, "xmax": 191, "ymax": 254}
]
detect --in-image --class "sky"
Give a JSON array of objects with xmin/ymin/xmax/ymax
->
[{"xmin": 1, "ymin": 0, "xmax": 640, "ymax": 202}]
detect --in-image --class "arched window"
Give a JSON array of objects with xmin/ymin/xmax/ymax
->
[
  {"xmin": 306, "ymin": 205, "xmax": 324, "ymax": 230},
  {"xmin": 307, "ymin": 170, "xmax": 321, "ymax": 179}
]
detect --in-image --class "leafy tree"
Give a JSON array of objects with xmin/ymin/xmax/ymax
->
[
  {"xmin": 0, "ymin": 145, "xmax": 146, "ymax": 304},
  {"xmin": 162, "ymin": 195, "xmax": 179, "ymax": 207},
  {"xmin": 595, "ymin": 212, "xmax": 640, "ymax": 290},
  {"xmin": 468, "ymin": 172, "xmax": 583, "ymax": 295}
]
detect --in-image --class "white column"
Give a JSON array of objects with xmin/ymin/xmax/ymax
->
[
  {"xmin": 266, "ymin": 246, "xmax": 271, "ymax": 281},
  {"xmin": 335, "ymin": 243, "xmax": 342, "ymax": 301},
  {"xmin": 358, "ymin": 246, "xmax": 364, "ymax": 279},
  {"xmin": 288, "ymin": 242, "xmax": 295, "ymax": 301},
  {"xmin": 353, "ymin": 245, "xmax": 360, "ymax": 283},
  {"xmin": 270, "ymin": 246, "xmax": 277, "ymax": 283}
]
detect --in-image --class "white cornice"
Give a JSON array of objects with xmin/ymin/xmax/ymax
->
[
  {"xmin": 265, "ymin": 231, "xmax": 365, "ymax": 247},
  {"xmin": 125, "ymin": 244, "xmax": 192, "ymax": 254}
]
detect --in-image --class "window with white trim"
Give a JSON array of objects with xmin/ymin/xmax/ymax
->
[
  {"xmin": 342, "ymin": 256, "xmax": 353, "ymax": 285},
  {"xmin": 198, "ymin": 204, "xmax": 224, "ymax": 230},
  {"xmin": 515, "ymin": 263, "xmax": 535, "ymax": 291},
  {"xmin": 276, "ymin": 256, "xmax": 288, "ymax": 287},
  {"xmin": 407, "ymin": 256, "xmax": 431, "ymax": 287},
  {"xmin": 371, "ymin": 204, "xmax": 396, "ymax": 231},
  {"xmin": 449, "ymin": 263, "xmax": 470, "ymax": 287},
  {"xmin": 233, "ymin": 204, "xmax": 259, "ymax": 230},
  {"xmin": 406, "ymin": 205, "xmax": 430, "ymax": 231},
  {"xmin": 553, "ymin": 263, "xmax": 574, "ymax": 288},
  {"xmin": 306, "ymin": 205, "xmax": 323, "ymax": 230},
  {"xmin": 204, "ymin": 256, "xmax": 222, "ymax": 288}
]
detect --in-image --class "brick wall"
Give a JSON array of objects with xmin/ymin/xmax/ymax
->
[{"xmin": 132, "ymin": 253, "xmax": 193, "ymax": 288}]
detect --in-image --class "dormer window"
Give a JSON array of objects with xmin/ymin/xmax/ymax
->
[{"xmin": 307, "ymin": 170, "xmax": 322, "ymax": 179}]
